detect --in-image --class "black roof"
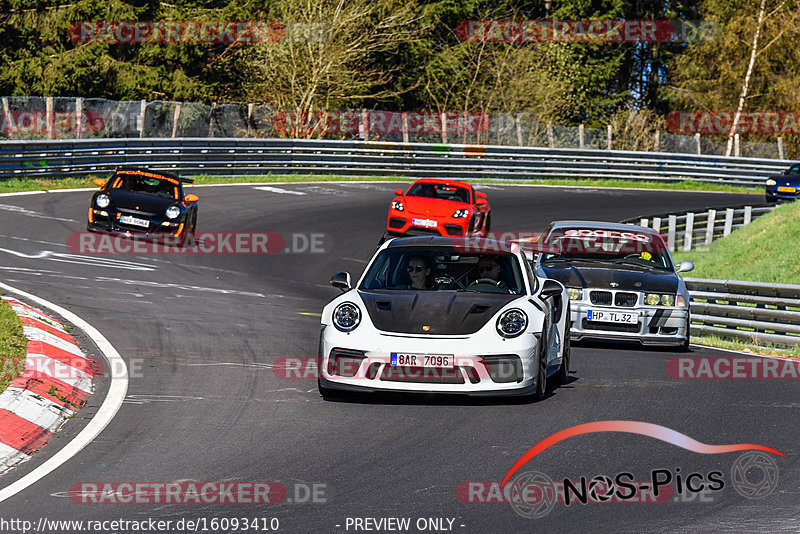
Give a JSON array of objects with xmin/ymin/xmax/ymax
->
[{"xmin": 384, "ymin": 236, "xmax": 516, "ymax": 252}]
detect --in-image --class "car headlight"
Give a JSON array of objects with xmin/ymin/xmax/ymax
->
[
  {"xmin": 333, "ymin": 302, "xmax": 361, "ymax": 332},
  {"xmin": 452, "ymin": 208, "xmax": 469, "ymax": 218},
  {"xmin": 391, "ymin": 200, "xmax": 404, "ymax": 211},
  {"xmin": 96, "ymin": 194, "xmax": 110, "ymax": 209},
  {"xmin": 496, "ymin": 308, "xmax": 528, "ymax": 338},
  {"xmin": 766, "ymin": 179, "xmax": 777, "ymax": 186},
  {"xmin": 645, "ymin": 293, "xmax": 677, "ymax": 306},
  {"xmin": 567, "ymin": 287, "xmax": 582, "ymax": 301},
  {"xmin": 166, "ymin": 206, "xmax": 181, "ymax": 220}
]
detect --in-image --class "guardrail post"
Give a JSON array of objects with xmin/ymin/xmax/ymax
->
[
  {"xmin": 402, "ymin": 112, "xmax": 409, "ymax": 144},
  {"xmin": 579, "ymin": 124, "xmax": 585, "ymax": 148},
  {"xmin": 440, "ymin": 112, "xmax": 447, "ymax": 144},
  {"xmin": 778, "ymin": 136, "xmax": 784, "ymax": 159},
  {"xmin": 683, "ymin": 212, "xmax": 695, "ymax": 251},
  {"xmin": 652, "ymin": 217, "xmax": 661, "ymax": 233},
  {"xmin": 515, "ymin": 114, "xmax": 523, "ymax": 146},
  {"xmin": 76, "ymin": 97, "xmax": 83, "ymax": 139},
  {"xmin": 208, "ymin": 102, "xmax": 216, "ymax": 138},
  {"xmin": 744, "ymin": 205, "xmax": 752, "ymax": 225},
  {"xmin": 46, "ymin": 96, "xmax": 54, "ymax": 140},
  {"xmin": 640, "ymin": 218, "xmax": 648, "ymax": 228},
  {"xmin": 606, "ymin": 124, "xmax": 612, "ymax": 150},
  {"xmin": 694, "ymin": 132, "xmax": 701, "ymax": 155},
  {"xmin": 172, "ymin": 103, "xmax": 181, "ymax": 138},
  {"xmin": 734, "ymin": 133, "xmax": 740, "ymax": 157},
  {"xmin": 723, "ymin": 208, "xmax": 734, "ymax": 237},
  {"xmin": 667, "ymin": 215, "xmax": 676, "ymax": 251},
  {"xmin": 361, "ymin": 110, "xmax": 369, "ymax": 141},
  {"xmin": 139, "ymin": 100, "xmax": 146, "ymax": 137},
  {"xmin": 704, "ymin": 209, "xmax": 716, "ymax": 245},
  {"xmin": 1, "ymin": 97, "xmax": 10, "ymax": 140}
]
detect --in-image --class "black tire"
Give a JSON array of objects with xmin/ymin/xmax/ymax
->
[
  {"xmin": 484, "ymin": 213, "xmax": 491, "ymax": 233},
  {"xmin": 554, "ymin": 312, "xmax": 571, "ymax": 385},
  {"xmin": 318, "ymin": 379, "xmax": 334, "ymax": 399},
  {"xmin": 766, "ymin": 195, "xmax": 776, "ymax": 204},
  {"xmin": 533, "ymin": 334, "xmax": 548, "ymax": 401},
  {"xmin": 679, "ymin": 313, "xmax": 691, "ymax": 352}
]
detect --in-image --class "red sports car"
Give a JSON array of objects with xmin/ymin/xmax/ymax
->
[{"xmin": 384, "ymin": 179, "xmax": 491, "ymax": 240}]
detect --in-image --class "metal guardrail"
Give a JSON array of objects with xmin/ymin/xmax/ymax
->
[
  {"xmin": 624, "ymin": 205, "xmax": 775, "ymax": 251},
  {"xmin": 0, "ymin": 137, "xmax": 790, "ymax": 184},
  {"xmin": 684, "ymin": 278, "xmax": 800, "ymax": 348}
]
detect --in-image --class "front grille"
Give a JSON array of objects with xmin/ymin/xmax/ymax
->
[
  {"xmin": 614, "ymin": 292, "xmax": 638, "ymax": 307},
  {"xmin": 590, "ymin": 291, "xmax": 612, "ymax": 305},
  {"xmin": 408, "ymin": 227, "xmax": 442, "ymax": 235},
  {"xmin": 444, "ymin": 224, "xmax": 464, "ymax": 236},
  {"xmin": 582, "ymin": 319, "xmax": 640, "ymax": 333},
  {"xmin": 388, "ymin": 217, "xmax": 406, "ymax": 229},
  {"xmin": 117, "ymin": 207, "xmax": 157, "ymax": 217},
  {"xmin": 481, "ymin": 355, "xmax": 523, "ymax": 383},
  {"xmin": 380, "ymin": 365, "xmax": 465, "ymax": 384}
]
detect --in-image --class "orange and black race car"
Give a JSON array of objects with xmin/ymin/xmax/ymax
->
[{"xmin": 87, "ymin": 167, "xmax": 198, "ymax": 244}]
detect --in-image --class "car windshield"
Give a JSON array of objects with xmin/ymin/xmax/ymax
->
[
  {"xmin": 539, "ymin": 228, "xmax": 674, "ymax": 271},
  {"xmin": 359, "ymin": 246, "xmax": 526, "ymax": 294},
  {"xmin": 406, "ymin": 183, "xmax": 470, "ymax": 203},
  {"xmin": 111, "ymin": 172, "xmax": 179, "ymax": 200},
  {"xmin": 788, "ymin": 164, "xmax": 800, "ymax": 174}
]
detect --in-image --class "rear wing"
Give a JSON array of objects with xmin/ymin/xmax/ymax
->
[{"xmin": 113, "ymin": 166, "xmax": 191, "ymax": 184}]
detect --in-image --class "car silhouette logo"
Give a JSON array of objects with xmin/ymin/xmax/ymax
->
[
  {"xmin": 423, "ymin": 326, "xmax": 431, "ymax": 331},
  {"xmin": 610, "ymin": 282, "xmax": 619, "ymax": 287}
]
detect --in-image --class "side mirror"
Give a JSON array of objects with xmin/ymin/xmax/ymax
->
[
  {"xmin": 476, "ymin": 197, "xmax": 487, "ymax": 206},
  {"xmin": 540, "ymin": 279, "xmax": 562, "ymax": 299},
  {"xmin": 677, "ymin": 261, "xmax": 694, "ymax": 273},
  {"xmin": 476, "ymin": 191, "xmax": 488, "ymax": 199},
  {"xmin": 184, "ymin": 194, "xmax": 199, "ymax": 202},
  {"xmin": 394, "ymin": 188, "xmax": 404, "ymax": 196},
  {"xmin": 93, "ymin": 178, "xmax": 107, "ymax": 188},
  {"xmin": 330, "ymin": 272, "xmax": 352, "ymax": 292}
]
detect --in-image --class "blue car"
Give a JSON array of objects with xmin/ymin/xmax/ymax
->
[{"xmin": 766, "ymin": 163, "xmax": 800, "ymax": 203}]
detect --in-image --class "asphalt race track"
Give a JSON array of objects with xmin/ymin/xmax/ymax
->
[{"xmin": 0, "ymin": 182, "xmax": 797, "ymax": 533}]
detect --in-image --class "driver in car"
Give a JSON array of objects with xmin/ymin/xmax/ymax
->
[{"xmin": 474, "ymin": 255, "xmax": 512, "ymax": 292}]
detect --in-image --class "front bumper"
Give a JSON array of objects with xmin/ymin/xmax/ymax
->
[
  {"xmin": 386, "ymin": 212, "xmax": 468, "ymax": 237},
  {"xmin": 320, "ymin": 327, "xmax": 539, "ymax": 395},
  {"xmin": 88, "ymin": 209, "xmax": 184, "ymax": 238},
  {"xmin": 569, "ymin": 301, "xmax": 689, "ymax": 346}
]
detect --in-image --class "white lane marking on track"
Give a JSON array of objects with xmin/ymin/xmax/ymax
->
[
  {"xmin": 252, "ymin": 186, "xmax": 306, "ymax": 195},
  {"xmin": 186, "ymin": 362, "xmax": 276, "ymax": 369},
  {"xmin": 123, "ymin": 394, "xmax": 205, "ymax": 405},
  {"xmin": 301, "ymin": 186, "xmax": 347, "ymax": 196},
  {"xmin": 94, "ymin": 276, "xmax": 268, "ymax": 298},
  {"xmin": 0, "ymin": 281, "xmax": 128, "ymax": 504},
  {"xmin": 0, "ymin": 203, "xmax": 77, "ymax": 222},
  {"xmin": 0, "ymin": 248, "xmax": 156, "ymax": 271},
  {"xmin": 0, "ymin": 234, "xmax": 68, "ymax": 247}
]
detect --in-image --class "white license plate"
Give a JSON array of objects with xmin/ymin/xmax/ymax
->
[
  {"xmin": 412, "ymin": 218, "xmax": 438, "ymax": 228},
  {"xmin": 390, "ymin": 352, "xmax": 453, "ymax": 368},
  {"xmin": 119, "ymin": 214, "xmax": 150, "ymax": 228},
  {"xmin": 587, "ymin": 309, "xmax": 639, "ymax": 324}
]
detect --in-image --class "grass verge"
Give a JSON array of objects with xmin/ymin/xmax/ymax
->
[
  {"xmin": 0, "ymin": 292, "xmax": 27, "ymax": 394},
  {"xmin": 673, "ymin": 200, "xmax": 800, "ymax": 284},
  {"xmin": 691, "ymin": 334, "xmax": 800, "ymax": 360},
  {"xmin": 0, "ymin": 174, "xmax": 761, "ymax": 195}
]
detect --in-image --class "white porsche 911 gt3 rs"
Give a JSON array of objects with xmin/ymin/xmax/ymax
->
[{"xmin": 318, "ymin": 236, "xmax": 571, "ymax": 399}]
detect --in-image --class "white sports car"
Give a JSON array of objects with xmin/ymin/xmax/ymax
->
[{"xmin": 318, "ymin": 236, "xmax": 571, "ymax": 399}]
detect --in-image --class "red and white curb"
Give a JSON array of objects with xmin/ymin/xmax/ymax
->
[{"xmin": 0, "ymin": 296, "xmax": 95, "ymax": 473}]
